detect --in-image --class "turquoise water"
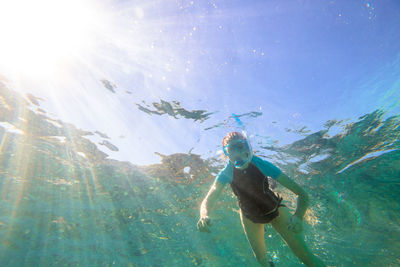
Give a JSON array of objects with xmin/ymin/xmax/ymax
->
[
  {"xmin": 1, "ymin": 1, "xmax": 400, "ymax": 266},
  {"xmin": 1, "ymin": 77, "xmax": 399, "ymax": 266}
]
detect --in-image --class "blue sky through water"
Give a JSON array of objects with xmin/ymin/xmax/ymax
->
[{"xmin": 1, "ymin": 0, "xmax": 400, "ymax": 165}]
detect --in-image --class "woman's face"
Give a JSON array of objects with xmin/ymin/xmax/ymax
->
[{"xmin": 224, "ymin": 139, "xmax": 251, "ymax": 168}]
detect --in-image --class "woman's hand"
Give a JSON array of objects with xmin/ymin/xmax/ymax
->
[
  {"xmin": 197, "ymin": 216, "xmax": 212, "ymax": 233},
  {"xmin": 287, "ymin": 215, "xmax": 303, "ymax": 234}
]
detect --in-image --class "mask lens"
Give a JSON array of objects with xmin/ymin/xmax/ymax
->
[{"xmin": 224, "ymin": 140, "xmax": 249, "ymax": 155}]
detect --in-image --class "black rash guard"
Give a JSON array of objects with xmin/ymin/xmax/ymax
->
[{"xmin": 231, "ymin": 163, "xmax": 284, "ymax": 223}]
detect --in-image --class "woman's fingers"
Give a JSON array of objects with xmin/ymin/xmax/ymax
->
[
  {"xmin": 200, "ymin": 222, "xmax": 211, "ymax": 232},
  {"xmin": 197, "ymin": 218, "xmax": 212, "ymax": 233}
]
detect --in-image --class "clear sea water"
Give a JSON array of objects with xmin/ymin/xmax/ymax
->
[{"xmin": 0, "ymin": 1, "xmax": 399, "ymax": 266}]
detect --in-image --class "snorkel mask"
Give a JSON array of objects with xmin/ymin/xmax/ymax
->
[{"xmin": 223, "ymin": 137, "xmax": 253, "ymax": 169}]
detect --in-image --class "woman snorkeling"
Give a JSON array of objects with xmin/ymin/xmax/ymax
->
[{"xmin": 197, "ymin": 132, "xmax": 325, "ymax": 267}]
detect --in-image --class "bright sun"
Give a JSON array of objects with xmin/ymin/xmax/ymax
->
[{"xmin": 0, "ymin": 0, "xmax": 101, "ymax": 77}]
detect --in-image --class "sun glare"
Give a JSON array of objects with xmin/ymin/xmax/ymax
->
[{"xmin": 0, "ymin": 0, "xmax": 101, "ymax": 77}]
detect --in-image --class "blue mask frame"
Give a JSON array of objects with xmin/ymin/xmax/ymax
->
[{"xmin": 223, "ymin": 139, "xmax": 250, "ymax": 156}]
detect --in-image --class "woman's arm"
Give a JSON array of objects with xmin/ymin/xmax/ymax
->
[
  {"xmin": 200, "ymin": 180, "xmax": 226, "ymax": 218},
  {"xmin": 276, "ymin": 172, "xmax": 310, "ymax": 218},
  {"xmin": 197, "ymin": 180, "xmax": 226, "ymax": 232}
]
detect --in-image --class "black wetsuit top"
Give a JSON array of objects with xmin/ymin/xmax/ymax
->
[{"xmin": 231, "ymin": 163, "xmax": 283, "ymax": 223}]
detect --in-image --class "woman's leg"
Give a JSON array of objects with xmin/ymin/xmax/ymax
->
[
  {"xmin": 239, "ymin": 210, "xmax": 273, "ymax": 267},
  {"xmin": 270, "ymin": 206, "xmax": 325, "ymax": 267}
]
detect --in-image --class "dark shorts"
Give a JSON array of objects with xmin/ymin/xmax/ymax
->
[{"xmin": 243, "ymin": 200, "xmax": 287, "ymax": 224}]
